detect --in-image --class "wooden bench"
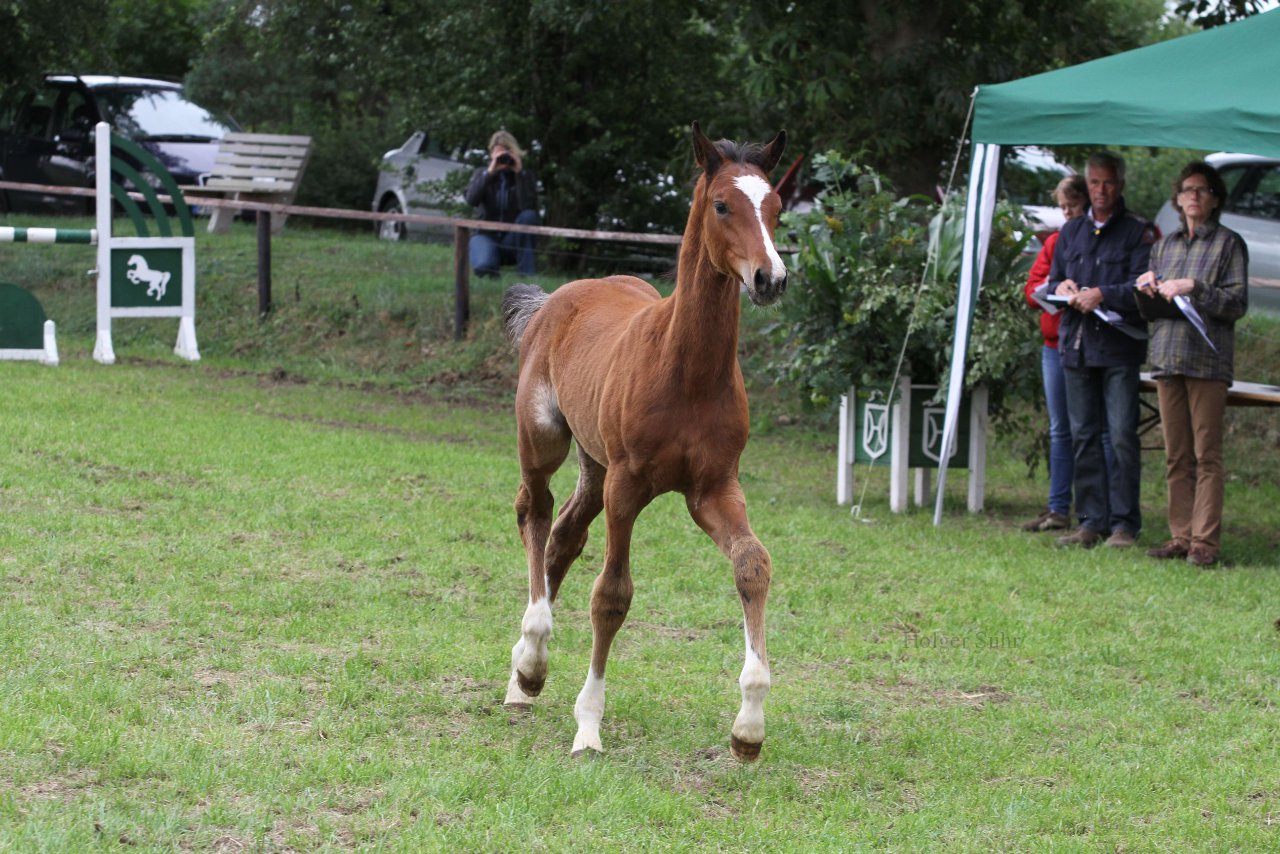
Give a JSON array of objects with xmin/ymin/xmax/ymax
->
[
  {"xmin": 1138, "ymin": 372, "xmax": 1280, "ymax": 444},
  {"xmin": 188, "ymin": 133, "xmax": 312, "ymax": 234}
]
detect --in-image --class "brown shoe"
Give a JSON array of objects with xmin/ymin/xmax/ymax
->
[
  {"xmin": 1039, "ymin": 511, "xmax": 1070, "ymax": 531},
  {"xmin": 1187, "ymin": 544, "xmax": 1219, "ymax": 567},
  {"xmin": 1105, "ymin": 530, "xmax": 1136, "ymax": 548},
  {"xmin": 1056, "ymin": 527, "xmax": 1102, "ymax": 549},
  {"xmin": 1021, "ymin": 510, "xmax": 1070, "ymax": 532},
  {"xmin": 1146, "ymin": 539, "xmax": 1189, "ymax": 560},
  {"xmin": 1021, "ymin": 510, "xmax": 1052, "ymax": 532}
]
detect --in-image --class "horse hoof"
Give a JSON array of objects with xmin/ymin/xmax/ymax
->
[
  {"xmin": 504, "ymin": 701, "xmax": 533, "ymax": 712},
  {"xmin": 571, "ymin": 746, "xmax": 603, "ymax": 760},
  {"xmin": 517, "ymin": 671, "xmax": 545, "ymax": 697},
  {"xmin": 730, "ymin": 735, "xmax": 762, "ymax": 762}
]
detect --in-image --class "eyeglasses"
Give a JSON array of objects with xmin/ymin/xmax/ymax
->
[{"xmin": 1178, "ymin": 186, "xmax": 1215, "ymax": 197}]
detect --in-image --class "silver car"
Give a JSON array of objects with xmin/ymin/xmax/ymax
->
[
  {"xmin": 371, "ymin": 131, "xmax": 469, "ymax": 241},
  {"xmin": 1154, "ymin": 152, "xmax": 1280, "ymax": 313}
]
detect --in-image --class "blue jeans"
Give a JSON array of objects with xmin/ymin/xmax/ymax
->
[
  {"xmin": 1041, "ymin": 346, "xmax": 1074, "ymax": 516},
  {"xmin": 1063, "ymin": 362, "xmax": 1142, "ymax": 536},
  {"xmin": 470, "ymin": 209, "xmax": 539, "ymax": 276}
]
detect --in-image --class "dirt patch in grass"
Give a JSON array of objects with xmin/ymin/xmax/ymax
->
[
  {"xmin": 625, "ymin": 619, "xmax": 708, "ymax": 642},
  {"xmin": 195, "ymin": 669, "xmax": 244, "ymax": 691},
  {"xmin": 19, "ymin": 768, "xmax": 99, "ymax": 803},
  {"xmin": 866, "ymin": 675, "xmax": 1015, "ymax": 709},
  {"xmin": 436, "ymin": 674, "xmax": 495, "ymax": 702},
  {"xmin": 21, "ymin": 448, "xmax": 199, "ymax": 488},
  {"xmin": 254, "ymin": 411, "xmax": 475, "ymax": 445},
  {"xmin": 210, "ymin": 364, "xmax": 513, "ymax": 412}
]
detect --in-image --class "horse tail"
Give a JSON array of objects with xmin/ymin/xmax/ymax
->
[{"xmin": 502, "ymin": 283, "xmax": 549, "ymax": 347}]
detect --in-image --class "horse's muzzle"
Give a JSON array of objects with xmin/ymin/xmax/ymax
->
[{"xmin": 748, "ymin": 269, "xmax": 788, "ymax": 306}]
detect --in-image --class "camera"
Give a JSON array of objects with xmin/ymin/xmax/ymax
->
[{"xmin": 496, "ymin": 152, "xmax": 515, "ymax": 167}]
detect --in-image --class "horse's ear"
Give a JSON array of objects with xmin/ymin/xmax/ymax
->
[
  {"xmin": 692, "ymin": 121, "xmax": 722, "ymax": 175},
  {"xmin": 758, "ymin": 129, "xmax": 788, "ymax": 176}
]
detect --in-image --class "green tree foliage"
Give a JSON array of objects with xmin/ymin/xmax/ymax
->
[
  {"xmin": 186, "ymin": 0, "xmax": 735, "ymax": 233},
  {"xmin": 773, "ymin": 152, "xmax": 1037, "ymax": 421},
  {"xmin": 723, "ymin": 0, "xmax": 1177, "ymax": 196},
  {"xmin": 1, "ymin": 0, "xmax": 202, "ymax": 99},
  {"xmin": 187, "ymin": 0, "xmax": 435, "ymax": 210},
  {"xmin": 1, "ymin": 0, "xmax": 105, "ymax": 96},
  {"xmin": 1174, "ymin": 0, "xmax": 1268, "ymax": 28}
]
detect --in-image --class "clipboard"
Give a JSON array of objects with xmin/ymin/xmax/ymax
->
[
  {"xmin": 1133, "ymin": 283, "xmax": 1217, "ymax": 352},
  {"xmin": 1134, "ymin": 286, "xmax": 1183, "ymax": 321},
  {"xmin": 1030, "ymin": 281, "xmax": 1062, "ymax": 314}
]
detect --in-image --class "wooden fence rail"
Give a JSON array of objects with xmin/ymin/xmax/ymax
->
[{"xmin": 1, "ymin": 180, "xmax": 792, "ymax": 338}]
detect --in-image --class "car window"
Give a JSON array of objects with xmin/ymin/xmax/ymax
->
[
  {"xmin": 0, "ymin": 92, "xmax": 16, "ymax": 128},
  {"xmin": 17, "ymin": 89, "xmax": 58, "ymax": 140},
  {"xmin": 94, "ymin": 88, "xmax": 234, "ymax": 141},
  {"xmin": 1217, "ymin": 164, "xmax": 1249, "ymax": 200},
  {"xmin": 1000, "ymin": 148, "xmax": 1073, "ymax": 208},
  {"xmin": 52, "ymin": 88, "xmax": 94, "ymax": 139},
  {"xmin": 1226, "ymin": 164, "xmax": 1280, "ymax": 222}
]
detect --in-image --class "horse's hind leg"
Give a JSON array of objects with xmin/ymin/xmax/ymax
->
[
  {"xmin": 687, "ymin": 483, "xmax": 772, "ymax": 762},
  {"xmin": 504, "ymin": 407, "xmax": 571, "ymax": 708},
  {"xmin": 544, "ymin": 446, "xmax": 605, "ymax": 603}
]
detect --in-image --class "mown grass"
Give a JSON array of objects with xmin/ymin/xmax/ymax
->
[{"xmin": 2, "ymin": 214, "xmax": 1279, "ymax": 851}]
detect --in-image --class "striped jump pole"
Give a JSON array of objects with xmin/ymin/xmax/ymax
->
[{"xmin": 0, "ymin": 227, "xmax": 98, "ymax": 245}]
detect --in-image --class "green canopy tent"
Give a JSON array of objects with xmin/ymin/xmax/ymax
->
[{"xmin": 934, "ymin": 8, "xmax": 1280, "ymax": 524}]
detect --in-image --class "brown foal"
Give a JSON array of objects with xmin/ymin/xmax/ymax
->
[{"xmin": 501, "ymin": 122, "xmax": 787, "ymax": 761}]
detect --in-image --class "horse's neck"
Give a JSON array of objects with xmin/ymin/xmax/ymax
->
[{"xmin": 662, "ymin": 219, "xmax": 742, "ymax": 385}]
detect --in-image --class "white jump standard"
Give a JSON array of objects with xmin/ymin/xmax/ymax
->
[{"xmin": 91, "ymin": 122, "xmax": 200, "ymax": 364}]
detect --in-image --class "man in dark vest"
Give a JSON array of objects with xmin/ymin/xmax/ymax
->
[{"xmin": 1049, "ymin": 151, "xmax": 1156, "ymax": 549}]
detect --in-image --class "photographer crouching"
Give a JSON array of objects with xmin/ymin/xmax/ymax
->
[{"xmin": 465, "ymin": 130, "xmax": 541, "ymax": 277}]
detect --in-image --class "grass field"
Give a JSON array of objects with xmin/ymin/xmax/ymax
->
[{"xmin": 2, "ymin": 217, "xmax": 1279, "ymax": 851}]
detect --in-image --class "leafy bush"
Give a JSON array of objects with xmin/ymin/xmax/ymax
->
[{"xmin": 772, "ymin": 151, "xmax": 1041, "ymax": 426}]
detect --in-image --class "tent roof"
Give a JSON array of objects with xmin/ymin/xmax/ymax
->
[{"xmin": 972, "ymin": 9, "xmax": 1280, "ymax": 158}]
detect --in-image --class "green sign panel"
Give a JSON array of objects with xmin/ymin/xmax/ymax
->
[
  {"xmin": 110, "ymin": 248, "xmax": 183, "ymax": 308},
  {"xmin": 0, "ymin": 282, "xmax": 47, "ymax": 349},
  {"xmin": 852, "ymin": 386, "xmax": 971, "ymax": 469}
]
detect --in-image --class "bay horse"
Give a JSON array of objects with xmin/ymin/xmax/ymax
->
[{"xmin": 501, "ymin": 122, "xmax": 787, "ymax": 761}]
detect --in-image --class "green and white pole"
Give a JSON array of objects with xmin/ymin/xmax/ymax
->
[{"xmin": 0, "ymin": 227, "xmax": 98, "ymax": 244}]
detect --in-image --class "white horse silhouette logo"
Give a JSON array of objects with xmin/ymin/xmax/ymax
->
[{"xmin": 125, "ymin": 254, "xmax": 170, "ymax": 301}]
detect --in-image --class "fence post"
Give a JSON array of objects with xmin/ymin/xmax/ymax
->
[
  {"xmin": 257, "ymin": 211, "xmax": 272, "ymax": 317},
  {"xmin": 453, "ymin": 225, "xmax": 470, "ymax": 340}
]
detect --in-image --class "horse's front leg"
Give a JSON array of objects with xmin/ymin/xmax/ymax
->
[
  {"xmin": 688, "ymin": 483, "xmax": 772, "ymax": 762},
  {"xmin": 572, "ymin": 471, "xmax": 648, "ymax": 756}
]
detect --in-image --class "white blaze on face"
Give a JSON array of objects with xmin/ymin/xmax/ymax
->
[{"xmin": 732, "ymin": 174, "xmax": 787, "ymax": 283}]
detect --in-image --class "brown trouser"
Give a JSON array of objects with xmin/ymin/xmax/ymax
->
[{"xmin": 1156, "ymin": 375, "xmax": 1229, "ymax": 553}]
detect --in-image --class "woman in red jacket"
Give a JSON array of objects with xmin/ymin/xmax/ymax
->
[{"xmin": 1021, "ymin": 175, "xmax": 1088, "ymax": 532}]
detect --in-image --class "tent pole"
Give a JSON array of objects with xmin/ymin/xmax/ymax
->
[{"xmin": 934, "ymin": 141, "xmax": 1001, "ymax": 525}]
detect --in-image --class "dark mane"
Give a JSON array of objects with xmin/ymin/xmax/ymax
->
[{"xmin": 713, "ymin": 139, "xmax": 770, "ymax": 170}]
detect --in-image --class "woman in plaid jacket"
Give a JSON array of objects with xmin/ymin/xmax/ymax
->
[{"xmin": 1135, "ymin": 161, "xmax": 1249, "ymax": 567}]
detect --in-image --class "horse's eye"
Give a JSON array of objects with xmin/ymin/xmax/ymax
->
[{"xmin": 713, "ymin": 201, "xmax": 728, "ymax": 215}]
